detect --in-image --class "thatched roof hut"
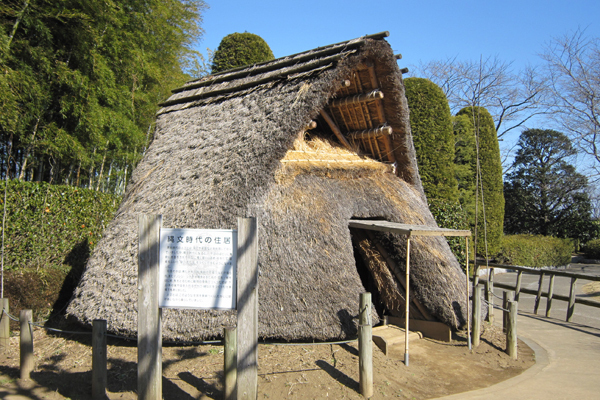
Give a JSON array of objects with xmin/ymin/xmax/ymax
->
[{"xmin": 67, "ymin": 32, "xmax": 468, "ymax": 341}]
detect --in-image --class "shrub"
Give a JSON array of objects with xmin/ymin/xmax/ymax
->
[
  {"xmin": 429, "ymin": 198, "xmax": 469, "ymax": 265},
  {"xmin": 499, "ymin": 235, "xmax": 573, "ymax": 268},
  {"xmin": 0, "ymin": 180, "xmax": 120, "ymax": 320},
  {"xmin": 582, "ymin": 239, "xmax": 600, "ymax": 259},
  {"xmin": 404, "ymin": 78, "xmax": 458, "ymax": 203},
  {"xmin": 211, "ymin": 32, "xmax": 275, "ymax": 73}
]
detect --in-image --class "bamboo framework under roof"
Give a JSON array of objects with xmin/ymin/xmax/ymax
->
[{"xmin": 320, "ymin": 62, "xmax": 396, "ymax": 163}]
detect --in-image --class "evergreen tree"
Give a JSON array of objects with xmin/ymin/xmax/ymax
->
[
  {"xmin": 453, "ymin": 113, "xmax": 477, "ymax": 220},
  {"xmin": 211, "ymin": 32, "xmax": 274, "ymax": 74},
  {"xmin": 404, "ymin": 77, "xmax": 458, "ymax": 203},
  {"xmin": 456, "ymin": 106, "xmax": 505, "ymax": 256},
  {"xmin": 0, "ymin": 0, "xmax": 206, "ymax": 191},
  {"xmin": 504, "ymin": 129, "xmax": 599, "ymax": 243}
]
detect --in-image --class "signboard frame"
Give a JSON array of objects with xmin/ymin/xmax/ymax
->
[{"xmin": 159, "ymin": 228, "xmax": 237, "ymax": 310}]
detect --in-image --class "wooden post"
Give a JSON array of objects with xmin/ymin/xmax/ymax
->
[
  {"xmin": 237, "ymin": 217, "xmax": 258, "ymax": 400},
  {"xmin": 92, "ymin": 319, "xmax": 107, "ymax": 400},
  {"xmin": 545, "ymin": 275, "xmax": 556, "ymax": 318},
  {"xmin": 502, "ymin": 291, "xmax": 514, "ymax": 333},
  {"xmin": 0, "ymin": 298, "xmax": 9, "ymax": 351},
  {"xmin": 567, "ymin": 277, "xmax": 577, "ymax": 322},
  {"xmin": 473, "ymin": 264, "xmax": 480, "ymax": 288},
  {"xmin": 472, "ymin": 284, "xmax": 482, "ymax": 348},
  {"xmin": 404, "ymin": 234, "xmax": 411, "ymax": 366},
  {"xmin": 506, "ymin": 300, "xmax": 518, "ymax": 360},
  {"xmin": 20, "ymin": 309, "xmax": 33, "ymax": 380},
  {"xmin": 137, "ymin": 214, "xmax": 162, "ymax": 400},
  {"xmin": 514, "ymin": 271, "xmax": 523, "ymax": 302},
  {"xmin": 359, "ymin": 293, "xmax": 373, "ymax": 398},
  {"xmin": 224, "ymin": 327, "xmax": 237, "ymax": 400},
  {"xmin": 485, "ymin": 268, "xmax": 494, "ymax": 323},
  {"xmin": 466, "ymin": 238, "xmax": 471, "ymax": 351},
  {"xmin": 534, "ymin": 272, "xmax": 545, "ymax": 314}
]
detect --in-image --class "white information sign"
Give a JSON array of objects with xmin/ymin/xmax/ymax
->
[{"xmin": 159, "ymin": 228, "xmax": 237, "ymax": 309}]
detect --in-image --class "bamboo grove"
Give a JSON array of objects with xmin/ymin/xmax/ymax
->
[{"xmin": 0, "ymin": 0, "xmax": 207, "ymax": 193}]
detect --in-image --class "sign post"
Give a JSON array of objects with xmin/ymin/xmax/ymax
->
[
  {"xmin": 138, "ymin": 215, "xmax": 251, "ymax": 399},
  {"xmin": 236, "ymin": 217, "xmax": 258, "ymax": 400},
  {"xmin": 138, "ymin": 214, "xmax": 162, "ymax": 400}
]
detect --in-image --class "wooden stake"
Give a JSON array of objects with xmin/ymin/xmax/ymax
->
[
  {"xmin": 224, "ymin": 326, "xmax": 237, "ymax": 400},
  {"xmin": 472, "ymin": 284, "xmax": 482, "ymax": 348},
  {"xmin": 237, "ymin": 217, "xmax": 258, "ymax": 400},
  {"xmin": 358, "ymin": 293, "xmax": 373, "ymax": 398},
  {"xmin": 546, "ymin": 275, "xmax": 556, "ymax": 318},
  {"xmin": 515, "ymin": 271, "xmax": 523, "ymax": 302},
  {"xmin": 567, "ymin": 277, "xmax": 577, "ymax": 322},
  {"xmin": 466, "ymin": 238, "xmax": 471, "ymax": 350},
  {"xmin": 20, "ymin": 309, "xmax": 33, "ymax": 380},
  {"xmin": 485, "ymin": 268, "xmax": 494, "ymax": 323},
  {"xmin": 534, "ymin": 272, "xmax": 545, "ymax": 314},
  {"xmin": 137, "ymin": 214, "xmax": 162, "ymax": 400},
  {"xmin": 92, "ymin": 319, "xmax": 107, "ymax": 400},
  {"xmin": 0, "ymin": 298, "xmax": 9, "ymax": 351},
  {"xmin": 506, "ymin": 300, "xmax": 518, "ymax": 360},
  {"xmin": 404, "ymin": 234, "xmax": 411, "ymax": 366},
  {"xmin": 503, "ymin": 291, "xmax": 514, "ymax": 333}
]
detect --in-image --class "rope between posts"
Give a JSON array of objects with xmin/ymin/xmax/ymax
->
[
  {"xmin": 479, "ymin": 297, "xmax": 510, "ymax": 312},
  {"xmin": 491, "ymin": 291, "xmax": 506, "ymax": 301},
  {"xmin": 11, "ymin": 311, "xmax": 362, "ymax": 347},
  {"xmin": 29, "ymin": 322, "xmax": 92, "ymax": 336},
  {"xmin": 261, "ymin": 339, "xmax": 358, "ymax": 346},
  {"xmin": 2, "ymin": 309, "xmax": 19, "ymax": 322}
]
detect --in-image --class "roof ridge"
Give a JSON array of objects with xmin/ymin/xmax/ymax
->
[{"xmin": 172, "ymin": 31, "xmax": 390, "ymax": 94}]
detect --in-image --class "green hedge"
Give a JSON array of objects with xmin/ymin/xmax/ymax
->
[
  {"xmin": 429, "ymin": 198, "xmax": 469, "ymax": 265},
  {"xmin": 582, "ymin": 239, "xmax": 600, "ymax": 259},
  {"xmin": 498, "ymin": 235, "xmax": 573, "ymax": 268},
  {"xmin": 1, "ymin": 180, "xmax": 120, "ymax": 272},
  {"xmin": 0, "ymin": 180, "xmax": 120, "ymax": 321}
]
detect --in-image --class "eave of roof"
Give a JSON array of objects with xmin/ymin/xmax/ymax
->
[{"xmin": 349, "ymin": 219, "xmax": 472, "ymax": 237}]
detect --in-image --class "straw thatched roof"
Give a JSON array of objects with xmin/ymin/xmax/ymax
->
[{"xmin": 66, "ymin": 32, "xmax": 469, "ymax": 341}]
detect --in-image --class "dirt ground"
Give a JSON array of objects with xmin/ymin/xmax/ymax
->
[{"xmin": 0, "ymin": 323, "xmax": 534, "ymax": 400}]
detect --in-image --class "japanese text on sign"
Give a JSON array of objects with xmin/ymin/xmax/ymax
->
[{"xmin": 159, "ymin": 228, "xmax": 237, "ymax": 309}]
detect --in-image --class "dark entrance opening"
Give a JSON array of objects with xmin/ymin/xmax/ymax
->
[{"xmin": 350, "ymin": 219, "xmax": 389, "ymax": 319}]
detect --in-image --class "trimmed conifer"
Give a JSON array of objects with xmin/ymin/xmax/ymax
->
[
  {"xmin": 211, "ymin": 32, "xmax": 275, "ymax": 74},
  {"xmin": 456, "ymin": 106, "xmax": 505, "ymax": 256},
  {"xmin": 404, "ymin": 78, "xmax": 458, "ymax": 203}
]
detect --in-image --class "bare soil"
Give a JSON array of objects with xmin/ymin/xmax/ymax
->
[{"xmin": 0, "ymin": 324, "xmax": 534, "ymax": 400}]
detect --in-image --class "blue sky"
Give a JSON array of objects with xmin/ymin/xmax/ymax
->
[
  {"xmin": 196, "ymin": 0, "xmax": 600, "ymax": 71},
  {"xmin": 194, "ymin": 0, "xmax": 600, "ymax": 170}
]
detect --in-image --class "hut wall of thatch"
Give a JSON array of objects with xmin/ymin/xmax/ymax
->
[{"xmin": 67, "ymin": 34, "xmax": 468, "ymax": 341}]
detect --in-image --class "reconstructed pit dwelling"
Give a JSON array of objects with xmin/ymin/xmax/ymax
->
[{"xmin": 67, "ymin": 32, "xmax": 469, "ymax": 341}]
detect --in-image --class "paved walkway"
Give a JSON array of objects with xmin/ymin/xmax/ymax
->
[{"xmin": 436, "ymin": 267, "xmax": 600, "ymax": 400}]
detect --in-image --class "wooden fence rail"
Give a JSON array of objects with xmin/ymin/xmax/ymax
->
[{"xmin": 476, "ymin": 262, "xmax": 600, "ymax": 322}]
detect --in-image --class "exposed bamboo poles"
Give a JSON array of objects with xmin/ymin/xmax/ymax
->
[
  {"xmin": 319, "ymin": 110, "xmax": 353, "ymax": 150},
  {"xmin": 330, "ymin": 90, "xmax": 384, "ymax": 107},
  {"xmin": 348, "ymin": 126, "xmax": 393, "ymax": 140}
]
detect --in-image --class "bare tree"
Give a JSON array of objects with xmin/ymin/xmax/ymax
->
[
  {"xmin": 414, "ymin": 56, "xmax": 550, "ymax": 140},
  {"xmin": 542, "ymin": 29, "xmax": 600, "ymax": 178}
]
